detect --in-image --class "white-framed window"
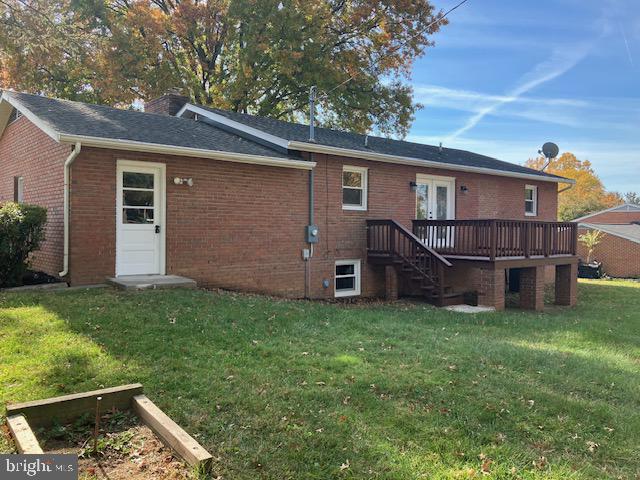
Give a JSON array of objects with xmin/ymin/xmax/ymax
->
[
  {"xmin": 525, "ymin": 185, "xmax": 537, "ymax": 216},
  {"xmin": 14, "ymin": 176, "xmax": 24, "ymax": 203},
  {"xmin": 342, "ymin": 166, "xmax": 368, "ymax": 210},
  {"xmin": 335, "ymin": 259, "xmax": 361, "ymax": 297}
]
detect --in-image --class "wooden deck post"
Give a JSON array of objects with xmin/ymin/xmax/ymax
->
[{"xmin": 489, "ymin": 220, "xmax": 497, "ymax": 261}]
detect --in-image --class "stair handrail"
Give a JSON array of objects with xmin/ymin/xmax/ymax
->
[{"xmin": 368, "ymin": 219, "xmax": 452, "ymax": 267}]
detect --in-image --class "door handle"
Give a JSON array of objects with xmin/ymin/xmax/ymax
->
[{"xmin": 155, "ymin": 225, "xmax": 160, "ymax": 234}]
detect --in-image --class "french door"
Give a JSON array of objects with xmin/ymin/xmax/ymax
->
[{"xmin": 415, "ymin": 174, "xmax": 455, "ymax": 247}]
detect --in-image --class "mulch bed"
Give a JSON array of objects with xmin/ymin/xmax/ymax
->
[
  {"xmin": 36, "ymin": 410, "xmax": 193, "ymax": 480},
  {"xmin": 21, "ymin": 270, "xmax": 62, "ymax": 286}
]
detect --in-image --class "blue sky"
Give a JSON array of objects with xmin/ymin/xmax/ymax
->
[{"xmin": 406, "ymin": 0, "xmax": 640, "ymax": 193}]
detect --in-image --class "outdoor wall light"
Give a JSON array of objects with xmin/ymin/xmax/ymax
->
[
  {"xmin": 173, "ymin": 177, "xmax": 194, "ymax": 186},
  {"xmin": 460, "ymin": 185, "xmax": 469, "ymax": 193},
  {"xmin": 409, "ymin": 181, "xmax": 418, "ymax": 192}
]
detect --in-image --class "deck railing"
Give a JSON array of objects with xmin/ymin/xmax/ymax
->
[
  {"xmin": 412, "ymin": 219, "xmax": 577, "ymax": 260},
  {"xmin": 367, "ymin": 219, "xmax": 452, "ymax": 286}
]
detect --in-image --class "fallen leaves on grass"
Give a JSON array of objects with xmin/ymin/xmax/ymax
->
[
  {"xmin": 586, "ymin": 441, "xmax": 599, "ymax": 453},
  {"xmin": 533, "ymin": 456, "xmax": 548, "ymax": 470}
]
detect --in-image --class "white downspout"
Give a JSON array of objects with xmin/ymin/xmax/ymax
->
[{"xmin": 59, "ymin": 142, "xmax": 82, "ymax": 278}]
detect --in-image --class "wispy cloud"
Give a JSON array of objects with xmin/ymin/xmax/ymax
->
[
  {"xmin": 415, "ymin": 85, "xmax": 587, "ymax": 108},
  {"xmin": 414, "ymin": 84, "xmax": 591, "ymax": 127},
  {"xmin": 445, "ymin": 42, "xmax": 595, "ymax": 140},
  {"xmin": 619, "ymin": 21, "xmax": 634, "ymax": 66}
]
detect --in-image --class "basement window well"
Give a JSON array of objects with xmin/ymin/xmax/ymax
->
[{"xmin": 335, "ymin": 260, "xmax": 361, "ymax": 297}]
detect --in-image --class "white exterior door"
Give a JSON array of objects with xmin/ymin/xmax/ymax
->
[
  {"xmin": 116, "ymin": 161, "xmax": 165, "ymax": 276},
  {"xmin": 416, "ymin": 174, "xmax": 455, "ymax": 221},
  {"xmin": 415, "ymin": 174, "xmax": 455, "ymax": 247}
]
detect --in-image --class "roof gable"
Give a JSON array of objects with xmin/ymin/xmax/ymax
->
[
  {"xmin": 0, "ymin": 91, "xmax": 314, "ymax": 170},
  {"xmin": 573, "ymin": 203, "xmax": 640, "ymax": 222}
]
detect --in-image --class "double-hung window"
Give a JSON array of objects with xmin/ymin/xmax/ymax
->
[
  {"xmin": 335, "ymin": 260, "xmax": 361, "ymax": 297},
  {"xmin": 525, "ymin": 185, "xmax": 538, "ymax": 216},
  {"xmin": 342, "ymin": 166, "xmax": 368, "ymax": 210}
]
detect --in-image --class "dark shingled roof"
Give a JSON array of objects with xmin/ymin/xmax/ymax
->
[
  {"xmin": 7, "ymin": 92, "xmax": 568, "ymax": 181},
  {"xmin": 197, "ymin": 105, "xmax": 568, "ymax": 181},
  {"xmin": 8, "ymin": 92, "xmax": 292, "ymax": 159}
]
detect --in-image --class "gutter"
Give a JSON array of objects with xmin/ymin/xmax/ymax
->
[
  {"xmin": 176, "ymin": 103, "xmax": 574, "ymax": 186},
  {"xmin": 287, "ymin": 141, "xmax": 575, "ymax": 185},
  {"xmin": 59, "ymin": 142, "xmax": 82, "ymax": 278},
  {"xmin": 58, "ymin": 134, "xmax": 315, "ymax": 170}
]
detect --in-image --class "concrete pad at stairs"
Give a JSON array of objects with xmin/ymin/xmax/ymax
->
[
  {"xmin": 107, "ymin": 275, "xmax": 197, "ymax": 290},
  {"xmin": 444, "ymin": 304, "xmax": 496, "ymax": 314}
]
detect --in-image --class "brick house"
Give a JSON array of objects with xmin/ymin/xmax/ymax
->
[
  {"xmin": 0, "ymin": 91, "xmax": 579, "ymax": 310},
  {"xmin": 575, "ymin": 204, "xmax": 640, "ymax": 278}
]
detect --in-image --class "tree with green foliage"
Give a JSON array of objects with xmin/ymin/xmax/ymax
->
[
  {"xmin": 0, "ymin": 202, "xmax": 47, "ymax": 287},
  {"xmin": 0, "ymin": 0, "xmax": 448, "ymax": 137}
]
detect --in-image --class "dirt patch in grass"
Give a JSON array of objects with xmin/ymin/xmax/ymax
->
[{"xmin": 37, "ymin": 410, "xmax": 192, "ymax": 480}]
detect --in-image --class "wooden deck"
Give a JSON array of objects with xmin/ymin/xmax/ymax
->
[
  {"xmin": 412, "ymin": 219, "xmax": 577, "ymax": 261},
  {"xmin": 367, "ymin": 219, "xmax": 579, "ymax": 308}
]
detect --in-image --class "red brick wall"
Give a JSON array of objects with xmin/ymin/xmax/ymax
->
[
  {"xmin": 0, "ymin": 116, "xmax": 70, "ymax": 276},
  {"xmin": 68, "ymin": 148, "xmax": 310, "ymax": 291},
  {"xmin": 577, "ymin": 227, "xmax": 640, "ymax": 278},
  {"xmin": 580, "ymin": 210, "xmax": 640, "ymax": 224},
  {"xmin": 67, "ymin": 148, "xmax": 558, "ymax": 297},
  {"xmin": 305, "ymin": 153, "xmax": 557, "ymax": 297}
]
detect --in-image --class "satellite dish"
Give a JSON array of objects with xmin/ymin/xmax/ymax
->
[{"xmin": 541, "ymin": 142, "xmax": 559, "ymax": 159}]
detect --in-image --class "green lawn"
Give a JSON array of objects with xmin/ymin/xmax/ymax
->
[{"xmin": 1, "ymin": 280, "xmax": 639, "ymax": 479}]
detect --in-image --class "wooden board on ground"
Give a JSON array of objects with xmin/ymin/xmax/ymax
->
[
  {"xmin": 6, "ymin": 384, "xmax": 143, "ymax": 428},
  {"xmin": 132, "ymin": 394, "xmax": 213, "ymax": 469},
  {"xmin": 7, "ymin": 415, "xmax": 43, "ymax": 454}
]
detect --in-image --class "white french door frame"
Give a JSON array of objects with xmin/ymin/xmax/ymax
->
[
  {"xmin": 415, "ymin": 174, "xmax": 456, "ymax": 249},
  {"xmin": 415, "ymin": 173, "xmax": 456, "ymax": 220},
  {"xmin": 115, "ymin": 159, "xmax": 166, "ymax": 276}
]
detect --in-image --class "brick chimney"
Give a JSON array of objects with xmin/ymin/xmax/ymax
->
[{"xmin": 145, "ymin": 91, "xmax": 189, "ymax": 116}]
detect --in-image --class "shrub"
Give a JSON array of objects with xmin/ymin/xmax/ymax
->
[{"xmin": 0, "ymin": 202, "xmax": 47, "ymax": 287}]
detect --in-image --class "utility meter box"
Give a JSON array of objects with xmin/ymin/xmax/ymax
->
[{"xmin": 306, "ymin": 225, "xmax": 319, "ymax": 243}]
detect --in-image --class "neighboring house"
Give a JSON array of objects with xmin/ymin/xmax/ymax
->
[
  {"xmin": 575, "ymin": 204, "xmax": 640, "ymax": 278},
  {"xmin": 0, "ymin": 91, "xmax": 579, "ymax": 310}
]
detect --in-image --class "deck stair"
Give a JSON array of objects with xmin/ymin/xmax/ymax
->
[{"xmin": 366, "ymin": 220, "xmax": 465, "ymax": 306}]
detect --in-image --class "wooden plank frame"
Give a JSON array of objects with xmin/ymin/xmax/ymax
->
[
  {"xmin": 6, "ymin": 384, "xmax": 144, "ymax": 428},
  {"xmin": 5, "ymin": 384, "xmax": 212, "ymax": 471},
  {"xmin": 133, "ymin": 394, "xmax": 213, "ymax": 468},
  {"xmin": 7, "ymin": 415, "xmax": 43, "ymax": 454}
]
